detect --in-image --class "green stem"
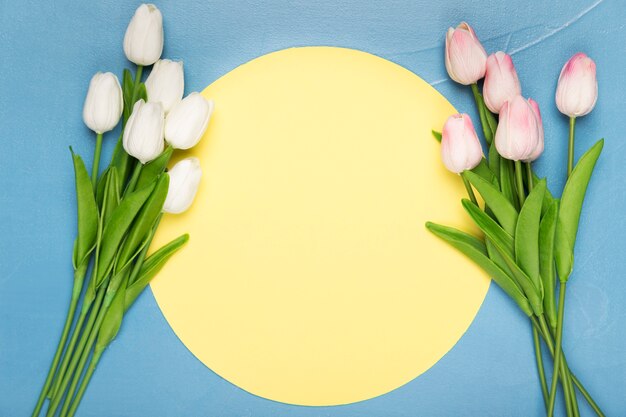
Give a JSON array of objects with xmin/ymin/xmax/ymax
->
[
  {"xmin": 91, "ymin": 133, "xmax": 103, "ymax": 190},
  {"xmin": 514, "ymin": 160, "xmax": 526, "ymax": 207},
  {"xmin": 134, "ymin": 65, "xmax": 143, "ymax": 95},
  {"xmin": 59, "ymin": 287, "xmax": 116, "ymax": 417},
  {"xmin": 46, "ymin": 283, "xmax": 107, "ymax": 417},
  {"xmin": 48, "ymin": 305, "xmax": 88, "ymax": 399},
  {"xmin": 538, "ymin": 316, "xmax": 595, "ymax": 417},
  {"xmin": 31, "ymin": 264, "xmax": 87, "ymax": 417},
  {"xmin": 568, "ymin": 117, "xmax": 576, "ymax": 177},
  {"xmin": 123, "ymin": 162, "xmax": 143, "ymax": 197},
  {"xmin": 63, "ymin": 348, "xmax": 104, "ymax": 417},
  {"xmin": 526, "ymin": 162, "xmax": 534, "ymax": 192},
  {"xmin": 532, "ymin": 325, "xmax": 549, "ymax": 409},
  {"xmin": 461, "ymin": 172, "xmax": 478, "ymax": 205},
  {"xmin": 470, "ymin": 83, "xmax": 492, "ymax": 144},
  {"xmin": 547, "ymin": 283, "xmax": 569, "ymax": 417}
]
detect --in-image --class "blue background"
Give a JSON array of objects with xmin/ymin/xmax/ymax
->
[{"xmin": 1, "ymin": 0, "xmax": 624, "ymax": 416}]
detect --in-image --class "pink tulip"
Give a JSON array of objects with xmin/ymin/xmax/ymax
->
[
  {"xmin": 555, "ymin": 53, "xmax": 598, "ymax": 117},
  {"xmin": 441, "ymin": 114, "xmax": 483, "ymax": 174},
  {"xmin": 495, "ymin": 96, "xmax": 540, "ymax": 161},
  {"xmin": 445, "ymin": 22, "xmax": 488, "ymax": 85},
  {"xmin": 525, "ymin": 98, "xmax": 544, "ymax": 162},
  {"xmin": 483, "ymin": 52, "xmax": 522, "ymax": 114}
]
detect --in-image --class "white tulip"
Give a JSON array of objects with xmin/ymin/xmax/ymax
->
[
  {"xmin": 82, "ymin": 72, "xmax": 123, "ymax": 134},
  {"xmin": 163, "ymin": 157, "xmax": 202, "ymax": 214},
  {"xmin": 123, "ymin": 99, "xmax": 164, "ymax": 164},
  {"xmin": 123, "ymin": 4, "xmax": 164, "ymax": 66},
  {"xmin": 145, "ymin": 59, "xmax": 184, "ymax": 113},
  {"xmin": 165, "ymin": 93, "xmax": 214, "ymax": 149}
]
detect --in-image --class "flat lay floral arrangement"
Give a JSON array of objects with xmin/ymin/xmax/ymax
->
[
  {"xmin": 29, "ymin": 4, "xmax": 605, "ymax": 417},
  {"xmin": 428, "ymin": 23, "xmax": 603, "ymax": 417},
  {"xmin": 32, "ymin": 4, "xmax": 212, "ymax": 417}
]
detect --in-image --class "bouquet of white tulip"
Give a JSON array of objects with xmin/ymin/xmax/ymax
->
[
  {"xmin": 429, "ymin": 23, "xmax": 603, "ymax": 417},
  {"xmin": 31, "ymin": 5, "xmax": 213, "ymax": 417}
]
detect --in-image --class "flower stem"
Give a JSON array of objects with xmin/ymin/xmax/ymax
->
[
  {"xmin": 63, "ymin": 348, "xmax": 104, "ymax": 417},
  {"xmin": 31, "ymin": 264, "xmax": 87, "ymax": 417},
  {"xmin": 59, "ymin": 285, "xmax": 116, "ymax": 417},
  {"xmin": 91, "ymin": 133, "xmax": 103, "ymax": 190},
  {"xmin": 46, "ymin": 283, "xmax": 107, "ymax": 417},
  {"xmin": 547, "ymin": 283, "xmax": 569, "ymax": 417},
  {"xmin": 568, "ymin": 117, "xmax": 576, "ymax": 177},
  {"xmin": 526, "ymin": 162, "xmax": 534, "ymax": 191},
  {"xmin": 461, "ymin": 172, "xmax": 478, "ymax": 205},
  {"xmin": 470, "ymin": 83, "xmax": 493, "ymax": 144},
  {"xmin": 532, "ymin": 324, "xmax": 549, "ymax": 409},
  {"xmin": 123, "ymin": 162, "xmax": 143, "ymax": 197},
  {"xmin": 514, "ymin": 160, "xmax": 526, "ymax": 207}
]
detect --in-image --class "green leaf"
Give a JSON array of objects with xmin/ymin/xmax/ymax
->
[
  {"xmin": 96, "ymin": 271, "xmax": 129, "ymax": 351},
  {"xmin": 102, "ymin": 167, "xmax": 120, "ymax": 225},
  {"xmin": 122, "ymin": 68, "xmax": 134, "ymax": 122},
  {"xmin": 539, "ymin": 200, "xmax": 558, "ymax": 329},
  {"xmin": 426, "ymin": 222, "xmax": 532, "ymax": 316},
  {"xmin": 110, "ymin": 136, "xmax": 132, "ymax": 189},
  {"xmin": 462, "ymin": 200, "xmax": 543, "ymax": 314},
  {"xmin": 118, "ymin": 174, "xmax": 170, "ymax": 269},
  {"xmin": 464, "ymin": 171, "xmax": 517, "ymax": 235},
  {"xmin": 71, "ymin": 150, "xmax": 99, "ymax": 267},
  {"xmin": 136, "ymin": 83, "xmax": 148, "ymax": 102},
  {"xmin": 431, "ymin": 130, "xmax": 442, "ymax": 142},
  {"xmin": 515, "ymin": 179, "xmax": 546, "ymax": 292},
  {"xmin": 471, "ymin": 158, "xmax": 499, "ymax": 187},
  {"xmin": 488, "ymin": 143, "xmax": 501, "ymax": 182},
  {"xmin": 135, "ymin": 146, "xmax": 173, "ymax": 191},
  {"xmin": 499, "ymin": 159, "xmax": 518, "ymax": 209},
  {"xmin": 125, "ymin": 234, "xmax": 189, "ymax": 311},
  {"xmin": 95, "ymin": 182, "xmax": 156, "ymax": 286},
  {"xmin": 555, "ymin": 139, "xmax": 604, "ymax": 282}
]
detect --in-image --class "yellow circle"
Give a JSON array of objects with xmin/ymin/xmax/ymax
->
[{"xmin": 151, "ymin": 47, "xmax": 489, "ymax": 406}]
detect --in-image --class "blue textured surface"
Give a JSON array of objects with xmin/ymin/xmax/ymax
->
[{"xmin": 1, "ymin": 0, "xmax": 625, "ymax": 416}]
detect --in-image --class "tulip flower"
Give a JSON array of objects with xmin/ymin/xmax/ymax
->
[
  {"xmin": 163, "ymin": 157, "xmax": 202, "ymax": 214},
  {"xmin": 123, "ymin": 99, "xmax": 164, "ymax": 164},
  {"xmin": 123, "ymin": 4, "xmax": 164, "ymax": 66},
  {"xmin": 495, "ymin": 96, "xmax": 540, "ymax": 161},
  {"xmin": 165, "ymin": 93, "xmax": 214, "ymax": 150},
  {"xmin": 525, "ymin": 98, "xmax": 544, "ymax": 162},
  {"xmin": 145, "ymin": 59, "xmax": 185, "ymax": 113},
  {"xmin": 440, "ymin": 114, "xmax": 483, "ymax": 174},
  {"xmin": 483, "ymin": 52, "xmax": 522, "ymax": 114},
  {"xmin": 82, "ymin": 72, "xmax": 123, "ymax": 134},
  {"xmin": 555, "ymin": 52, "xmax": 598, "ymax": 118},
  {"xmin": 445, "ymin": 22, "xmax": 488, "ymax": 85}
]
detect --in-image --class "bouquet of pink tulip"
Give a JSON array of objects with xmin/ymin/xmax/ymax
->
[
  {"xmin": 31, "ymin": 4, "xmax": 212, "ymax": 417},
  {"xmin": 428, "ymin": 23, "xmax": 604, "ymax": 417}
]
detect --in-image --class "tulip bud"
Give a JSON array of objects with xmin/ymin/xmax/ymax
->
[
  {"xmin": 555, "ymin": 53, "xmax": 598, "ymax": 118},
  {"xmin": 445, "ymin": 22, "xmax": 488, "ymax": 85},
  {"xmin": 483, "ymin": 52, "xmax": 522, "ymax": 114},
  {"xmin": 82, "ymin": 72, "xmax": 123, "ymax": 134},
  {"xmin": 165, "ymin": 93, "xmax": 214, "ymax": 150},
  {"xmin": 440, "ymin": 114, "xmax": 483, "ymax": 174},
  {"xmin": 525, "ymin": 98, "xmax": 544, "ymax": 162},
  {"xmin": 495, "ymin": 96, "xmax": 540, "ymax": 161},
  {"xmin": 163, "ymin": 157, "xmax": 202, "ymax": 214},
  {"xmin": 123, "ymin": 4, "xmax": 164, "ymax": 66},
  {"xmin": 123, "ymin": 99, "xmax": 164, "ymax": 164},
  {"xmin": 145, "ymin": 59, "xmax": 185, "ymax": 113}
]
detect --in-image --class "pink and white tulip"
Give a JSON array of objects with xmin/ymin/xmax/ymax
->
[
  {"xmin": 483, "ymin": 52, "xmax": 521, "ymax": 114},
  {"xmin": 445, "ymin": 22, "xmax": 488, "ymax": 85},
  {"xmin": 555, "ymin": 53, "xmax": 598, "ymax": 118},
  {"xmin": 440, "ymin": 114, "xmax": 483, "ymax": 174},
  {"xmin": 525, "ymin": 98, "xmax": 544, "ymax": 162},
  {"xmin": 495, "ymin": 96, "xmax": 540, "ymax": 161}
]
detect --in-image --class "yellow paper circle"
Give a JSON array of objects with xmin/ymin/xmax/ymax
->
[{"xmin": 151, "ymin": 47, "xmax": 489, "ymax": 406}]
